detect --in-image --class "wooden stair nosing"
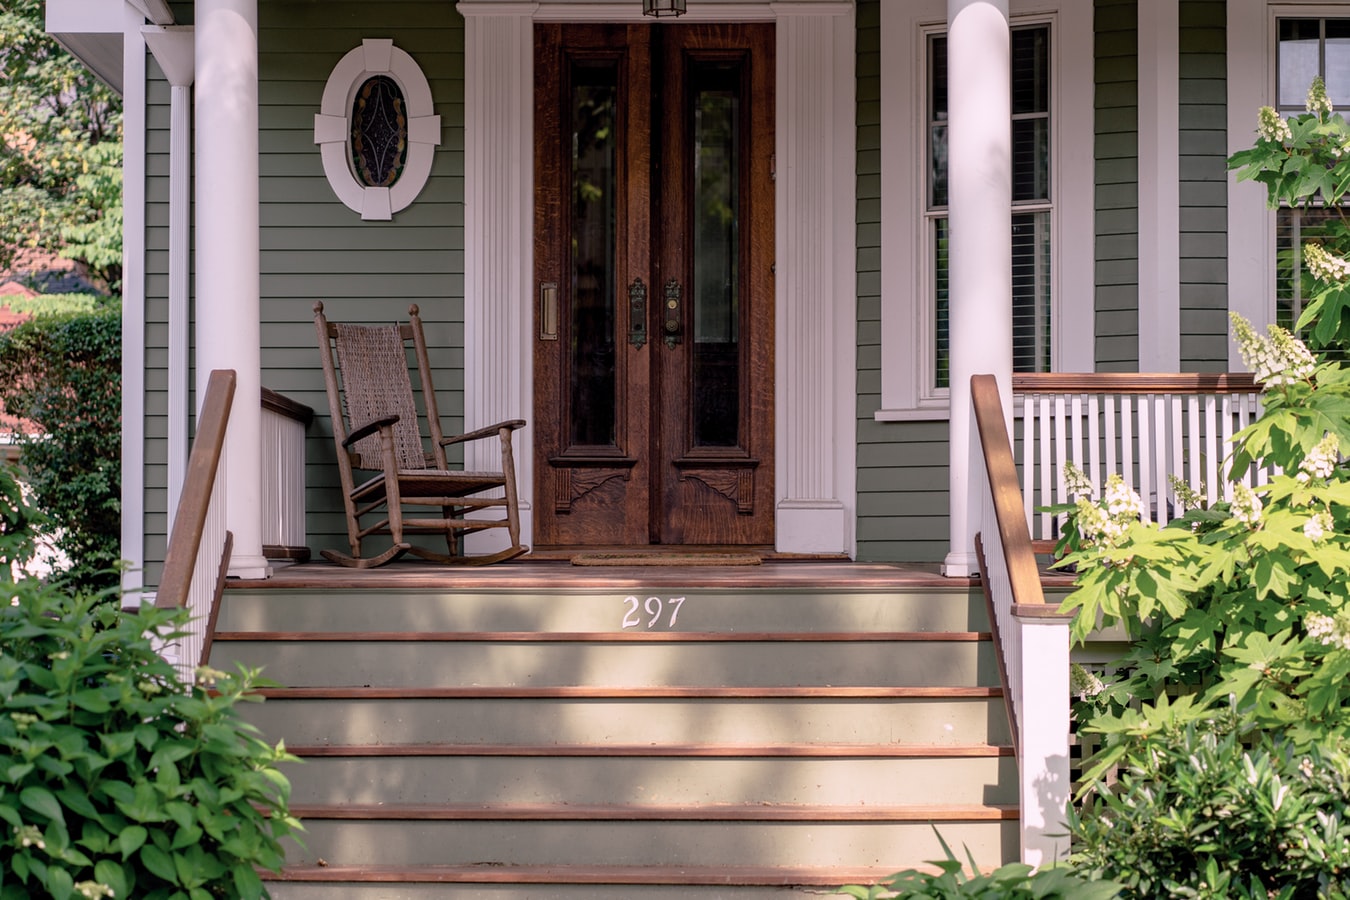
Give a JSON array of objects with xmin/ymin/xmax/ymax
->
[
  {"xmin": 287, "ymin": 742, "xmax": 1016, "ymax": 759},
  {"xmin": 264, "ymin": 864, "xmax": 936, "ymax": 886},
  {"xmin": 284, "ymin": 802, "xmax": 1020, "ymax": 822},
  {"xmin": 214, "ymin": 629, "xmax": 993, "ymax": 643},
  {"xmin": 254, "ymin": 685, "xmax": 1004, "ymax": 699}
]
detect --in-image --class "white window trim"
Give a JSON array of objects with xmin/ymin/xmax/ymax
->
[
  {"xmin": 1226, "ymin": 1, "xmax": 1349, "ymax": 366},
  {"xmin": 876, "ymin": 0, "xmax": 1093, "ymax": 421},
  {"xmin": 313, "ymin": 39, "xmax": 442, "ymax": 221}
]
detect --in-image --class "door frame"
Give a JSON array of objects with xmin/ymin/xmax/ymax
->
[{"xmin": 459, "ymin": 0, "xmax": 857, "ymax": 557}]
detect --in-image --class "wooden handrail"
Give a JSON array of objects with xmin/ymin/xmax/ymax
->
[
  {"xmin": 261, "ymin": 386, "xmax": 314, "ymax": 426},
  {"xmin": 157, "ymin": 369, "xmax": 236, "ymax": 609},
  {"xmin": 971, "ymin": 375, "xmax": 1049, "ymax": 614},
  {"xmin": 1013, "ymin": 372, "xmax": 1257, "ymax": 394}
]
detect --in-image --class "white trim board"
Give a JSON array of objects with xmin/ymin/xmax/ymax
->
[
  {"xmin": 458, "ymin": 0, "xmax": 858, "ymax": 557},
  {"xmin": 876, "ymin": 0, "xmax": 1094, "ymax": 420},
  {"xmin": 122, "ymin": 3, "xmax": 148, "ymax": 599}
]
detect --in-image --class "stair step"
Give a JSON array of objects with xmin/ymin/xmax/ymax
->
[
  {"xmin": 265, "ymin": 863, "xmax": 908, "ymax": 887},
  {"xmin": 284, "ymin": 744, "xmax": 1016, "ymax": 807},
  {"xmin": 244, "ymin": 695, "xmax": 1013, "ymax": 746},
  {"xmin": 227, "ymin": 638, "xmax": 995, "ymax": 688},
  {"xmin": 289, "ymin": 742, "xmax": 1015, "ymax": 757},
  {"xmin": 282, "ymin": 818, "xmax": 1019, "ymax": 868},
  {"xmin": 288, "ymin": 803, "xmax": 1019, "ymax": 822},
  {"xmin": 257, "ymin": 686, "xmax": 1003, "ymax": 699},
  {"xmin": 216, "ymin": 587, "xmax": 987, "ymax": 634}
]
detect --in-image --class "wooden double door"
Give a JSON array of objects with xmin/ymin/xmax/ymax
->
[{"xmin": 533, "ymin": 22, "xmax": 775, "ymax": 548}]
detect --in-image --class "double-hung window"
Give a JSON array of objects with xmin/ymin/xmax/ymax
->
[
  {"xmin": 928, "ymin": 26, "xmax": 1052, "ymax": 388},
  {"xmin": 1274, "ymin": 18, "xmax": 1350, "ymax": 331},
  {"xmin": 878, "ymin": 2, "xmax": 1092, "ymax": 419}
]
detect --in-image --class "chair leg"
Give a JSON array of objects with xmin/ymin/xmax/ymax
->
[
  {"xmin": 321, "ymin": 543, "xmax": 412, "ymax": 568},
  {"xmin": 500, "ymin": 426, "xmax": 523, "ymax": 549}
]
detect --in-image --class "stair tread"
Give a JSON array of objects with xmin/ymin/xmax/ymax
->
[
  {"xmin": 287, "ymin": 742, "xmax": 1015, "ymax": 758},
  {"xmin": 265, "ymin": 863, "xmax": 926, "ymax": 885},
  {"xmin": 286, "ymin": 802, "xmax": 1020, "ymax": 821},
  {"xmin": 215, "ymin": 630, "xmax": 992, "ymax": 642},
  {"xmin": 256, "ymin": 685, "xmax": 1003, "ymax": 698}
]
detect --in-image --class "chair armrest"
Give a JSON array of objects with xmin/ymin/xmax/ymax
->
[
  {"xmin": 343, "ymin": 414, "xmax": 401, "ymax": 449},
  {"xmin": 440, "ymin": 419, "xmax": 527, "ymax": 446}
]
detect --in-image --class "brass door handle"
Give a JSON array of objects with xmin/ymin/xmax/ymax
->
[
  {"xmin": 539, "ymin": 282, "xmax": 558, "ymax": 341},
  {"xmin": 628, "ymin": 277, "xmax": 648, "ymax": 349},
  {"xmin": 662, "ymin": 278, "xmax": 682, "ymax": 349}
]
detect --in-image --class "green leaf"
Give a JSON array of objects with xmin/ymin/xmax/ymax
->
[
  {"xmin": 118, "ymin": 824, "xmax": 147, "ymax": 859},
  {"xmin": 19, "ymin": 786, "xmax": 64, "ymax": 826},
  {"xmin": 139, "ymin": 843, "xmax": 178, "ymax": 884}
]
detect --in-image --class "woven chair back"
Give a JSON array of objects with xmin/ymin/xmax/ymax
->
[{"xmin": 332, "ymin": 322, "xmax": 427, "ymax": 471}]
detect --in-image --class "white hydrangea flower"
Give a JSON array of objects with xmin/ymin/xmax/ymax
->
[
  {"xmin": 74, "ymin": 882, "xmax": 114, "ymax": 899},
  {"xmin": 1230, "ymin": 312, "xmax": 1316, "ymax": 387},
  {"xmin": 1306, "ymin": 611, "xmax": 1350, "ymax": 651},
  {"xmin": 1232, "ymin": 483, "xmax": 1264, "ymax": 526},
  {"xmin": 1257, "ymin": 105, "xmax": 1293, "ymax": 142},
  {"xmin": 13, "ymin": 824, "xmax": 45, "ymax": 850},
  {"xmin": 1309, "ymin": 75, "xmax": 1335, "ymax": 118},
  {"xmin": 1062, "ymin": 461, "xmax": 1095, "ymax": 500},
  {"xmin": 1070, "ymin": 663, "xmax": 1106, "ymax": 701},
  {"xmin": 1298, "ymin": 433, "xmax": 1340, "ymax": 483},
  {"xmin": 1303, "ymin": 242, "xmax": 1350, "ymax": 283},
  {"xmin": 1104, "ymin": 474, "xmax": 1144, "ymax": 520},
  {"xmin": 1303, "ymin": 510, "xmax": 1334, "ymax": 543}
]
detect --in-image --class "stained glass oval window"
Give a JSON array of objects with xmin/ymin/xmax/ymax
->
[{"xmin": 350, "ymin": 75, "xmax": 408, "ymax": 188}]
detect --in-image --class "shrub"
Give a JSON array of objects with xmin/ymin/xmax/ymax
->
[
  {"xmin": 0, "ymin": 463, "xmax": 300, "ymax": 900},
  {"xmin": 0, "ymin": 306, "xmax": 120, "ymax": 590},
  {"xmin": 838, "ymin": 835, "xmax": 1122, "ymax": 899},
  {"xmin": 1069, "ymin": 716, "xmax": 1350, "ymax": 899}
]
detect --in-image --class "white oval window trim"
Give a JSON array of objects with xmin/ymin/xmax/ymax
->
[{"xmin": 313, "ymin": 38, "xmax": 441, "ymax": 221}]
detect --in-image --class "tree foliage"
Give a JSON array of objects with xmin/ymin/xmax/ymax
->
[
  {"xmin": 0, "ymin": 0, "xmax": 122, "ymax": 293},
  {"xmin": 0, "ymin": 307, "xmax": 121, "ymax": 590}
]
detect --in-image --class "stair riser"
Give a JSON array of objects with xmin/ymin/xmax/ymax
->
[
  {"xmin": 216, "ymin": 589, "xmax": 987, "ymax": 634},
  {"xmin": 243, "ymin": 697, "xmax": 1013, "ymax": 746},
  {"xmin": 264, "ymin": 885, "xmax": 869, "ymax": 899},
  {"xmin": 285, "ymin": 756, "xmax": 1019, "ymax": 807},
  {"xmin": 283, "ymin": 820, "xmax": 1019, "ymax": 869},
  {"xmin": 219, "ymin": 641, "xmax": 996, "ymax": 688}
]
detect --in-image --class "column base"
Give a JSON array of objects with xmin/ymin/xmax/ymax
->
[
  {"xmin": 776, "ymin": 500, "xmax": 851, "ymax": 556},
  {"xmin": 227, "ymin": 553, "xmax": 272, "ymax": 580},
  {"xmin": 941, "ymin": 549, "xmax": 979, "ymax": 578}
]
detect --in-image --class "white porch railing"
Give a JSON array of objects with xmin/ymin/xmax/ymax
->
[
  {"xmin": 970, "ymin": 374, "xmax": 1073, "ymax": 866},
  {"xmin": 1012, "ymin": 373, "xmax": 1264, "ymax": 541},
  {"xmin": 260, "ymin": 388, "xmax": 313, "ymax": 561}
]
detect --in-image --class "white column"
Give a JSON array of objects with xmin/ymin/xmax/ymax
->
[
  {"xmin": 195, "ymin": 0, "xmax": 267, "ymax": 578},
  {"xmin": 774, "ymin": 6, "xmax": 857, "ymax": 556},
  {"xmin": 944, "ymin": 0, "xmax": 1012, "ymax": 577},
  {"xmin": 142, "ymin": 25, "xmax": 194, "ymax": 523},
  {"xmin": 459, "ymin": 5, "xmax": 535, "ymax": 553},
  {"xmin": 1138, "ymin": 0, "xmax": 1180, "ymax": 371},
  {"xmin": 121, "ymin": 3, "xmax": 148, "ymax": 601}
]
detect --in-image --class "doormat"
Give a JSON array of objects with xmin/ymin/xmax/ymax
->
[{"xmin": 571, "ymin": 552, "xmax": 762, "ymax": 567}]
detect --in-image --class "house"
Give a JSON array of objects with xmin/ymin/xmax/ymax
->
[{"xmin": 44, "ymin": 0, "xmax": 1320, "ymax": 892}]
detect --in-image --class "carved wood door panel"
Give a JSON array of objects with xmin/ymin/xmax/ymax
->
[{"xmin": 533, "ymin": 22, "xmax": 775, "ymax": 548}]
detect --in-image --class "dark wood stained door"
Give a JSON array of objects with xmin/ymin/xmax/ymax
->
[{"xmin": 533, "ymin": 22, "xmax": 775, "ymax": 548}]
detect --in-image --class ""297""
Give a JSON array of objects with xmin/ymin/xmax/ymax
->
[{"xmin": 621, "ymin": 595, "xmax": 686, "ymax": 630}]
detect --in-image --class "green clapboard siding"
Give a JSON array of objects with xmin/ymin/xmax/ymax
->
[
  {"xmin": 854, "ymin": 0, "xmax": 950, "ymax": 563},
  {"xmin": 1095, "ymin": 0, "xmax": 1139, "ymax": 371},
  {"xmin": 143, "ymin": 53, "xmax": 171, "ymax": 588},
  {"xmin": 1179, "ymin": 0, "xmax": 1229, "ymax": 371},
  {"xmin": 257, "ymin": 0, "xmax": 465, "ymax": 558}
]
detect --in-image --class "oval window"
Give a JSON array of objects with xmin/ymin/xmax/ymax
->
[{"xmin": 350, "ymin": 75, "xmax": 408, "ymax": 188}]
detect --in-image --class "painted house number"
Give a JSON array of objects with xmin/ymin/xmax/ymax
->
[{"xmin": 621, "ymin": 595, "xmax": 686, "ymax": 629}]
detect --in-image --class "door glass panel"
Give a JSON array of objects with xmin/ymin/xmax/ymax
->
[
  {"xmin": 692, "ymin": 62, "xmax": 741, "ymax": 448},
  {"xmin": 570, "ymin": 64, "xmax": 618, "ymax": 446}
]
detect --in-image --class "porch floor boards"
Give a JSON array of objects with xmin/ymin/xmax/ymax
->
[{"xmin": 237, "ymin": 557, "xmax": 1075, "ymax": 592}]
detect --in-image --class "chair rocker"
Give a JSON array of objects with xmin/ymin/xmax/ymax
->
[{"xmin": 314, "ymin": 301, "xmax": 527, "ymax": 567}]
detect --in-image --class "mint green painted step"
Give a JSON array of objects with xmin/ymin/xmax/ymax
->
[
  {"xmin": 217, "ymin": 638, "xmax": 996, "ymax": 688},
  {"xmin": 243, "ymin": 695, "xmax": 1013, "ymax": 747},
  {"xmin": 263, "ymin": 885, "xmax": 871, "ymax": 900},
  {"xmin": 281, "ymin": 819, "xmax": 1019, "ymax": 869},
  {"xmin": 285, "ymin": 754, "xmax": 1018, "ymax": 807},
  {"xmin": 215, "ymin": 587, "xmax": 987, "ymax": 634}
]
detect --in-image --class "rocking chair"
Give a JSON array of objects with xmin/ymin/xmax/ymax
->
[{"xmin": 314, "ymin": 301, "xmax": 527, "ymax": 567}]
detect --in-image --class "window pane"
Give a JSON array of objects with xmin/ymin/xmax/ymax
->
[
  {"xmin": 692, "ymin": 64, "xmax": 741, "ymax": 448},
  {"xmin": 1279, "ymin": 19, "xmax": 1320, "ymax": 108},
  {"xmin": 930, "ymin": 35, "xmax": 948, "ymax": 121},
  {"xmin": 935, "ymin": 217, "xmax": 951, "ymax": 389},
  {"xmin": 1012, "ymin": 117, "xmax": 1049, "ymax": 202},
  {"xmin": 1012, "ymin": 212, "xmax": 1051, "ymax": 374},
  {"xmin": 1011, "ymin": 27, "xmax": 1048, "ymax": 115},
  {"xmin": 930, "ymin": 123, "xmax": 948, "ymax": 208},
  {"xmin": 569, "ymin": 65, "xmax": 618, "ymax": 447},
  {"xmin": 1276, "ymin": 206, "xmax": 1337, "ymax": 332},
  {"xmin": 1328, "ymin": 20, "xmax": 1350, "ymax": 104}
]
